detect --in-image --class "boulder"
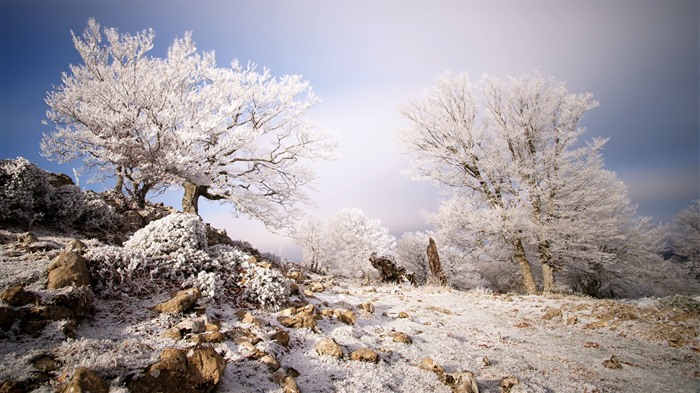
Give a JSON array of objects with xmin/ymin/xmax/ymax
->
[
  {"xmin": 281, "ymin": 376, "xmax": 301, "ymax": 393},
  {"xmin": 47, "ymin": 286, "xmax": 93, "ymax": 319},
  {"xmin": 541, "ymin": 307, "xmax": 563, "ymax": 321},
  {"xmin": 499, "ymin": 376, "xmax": 521, "ymax": 393},
  {"xmin": 153, "ymin": 288, "xmax": 201, "ymax": 314},
  {"xmin": 64, "ymin": 239, "xmax": 87, "ymax": 254},
  {"xmin": 189, "ymin": 331, "xmax": 226, "ymax": 344},
  {"xmin": 61, "ymin": 367, "xmax": 108, "ymax": 393},
  {"xmin": 314, "ymin": 338, "xmax": 344, "ymax": 359},
  {"xmin": 369, "ymin": 253, "xmax": 415, "ymax": 284},
  {"xmin": 418, "ymin": 357, "xmax": 445, "ymax": 376},
  {"xmin": 447, "ymin": 371, "xmax": 479, "ymax": 393},
  {"xmin": 271, "ymin": 329, "xmax": 291, "ymax": 348},
  {"xmin": 128, "ymin": 346, "xmax": 225, "ymax": 393},
  {"xmin": 259, "ymin": 354, "xmax": 281, "ymax": 372},
  {"xmin": 309, "ymin": 282, "xmax": 325, "ymax": 293},
  {"xmin": 389, "ymin": 331, "xmax": 412, "ymax": 344},
  {"xmin": 603, "ymin": 355, "xmax": 622, "ymax": 369},
  {"xmin": 0, "ymin": 286, "xmax": 38, "ymax": 307},
  {"xmin": 349, "ymin": 347, "xmax": 380, "ymax": 363},
  {"xmin": 359, "ymin": 302, "xmax": 375, "ymax": 314},
  {"xmin": 47, "ymin": 251, "xmax": 91, "ymax": 289},
  {"xmin": 227, "ymin": 327, "xmax": 262, "ymax": 345},
  {"xmin": 238, "ymin": 311, "xmax": 261, "ymax": 327},
  {"xmin": 398, "ymin": 311, "xmax": 409, "ymax": 319},
  {"xmin": 333, "ymin": 309, "xmax": 356, "ymax": 325},
  {"xmin": 31, "ymin": 355, "xmax": 61, "ymax": 372}
]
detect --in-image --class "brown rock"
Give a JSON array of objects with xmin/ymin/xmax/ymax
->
[
  {"xmin": 0, "ymin": 380, "xmax": 25, "ymax": 393},
  {"xmin": 153, "ymin": 288, "xmax": 201, "ymax": 314},
  {"xmin": 333, "ymin": 309, "xmax": 356, "ymax": 325},
  {"xmin": 32, "ymin": 355, "xmax": 61, "ymax": 372},
  {"xmin": 227, "ymin": 327, "xmax": 262, "ymax": 345},
  {"xmin": 65, "ymin": 239, "xmax": 87, "ymax": 254},
  {"xmin": 541, "ymin": 307, "xmax": 562, "ymax": 321},
  {"xmin": 427, "ymin": 237, "xmax": 448, "ymax": 285},
  {"xmin": 314, "ymin": 338, "xmax": 344, "ymax": 359},
  {"xmin": 271, "ymin": 329, "xmax": 291, "ymax": 348},
  {"xmin": 240, "ymin": 311, "xmax": 261, "ymax": 327},
  {"xmin": 602, "ymin": 355, "xmax": 622, "ymax": 369},
  {"xmin": 398, "ymin": 311, "xmax": 409, "ymax": 319},
  {"xmin": 128, "ymin": 346, "xmax": 225, "ymax": 393},
  {"xmin": 47, "ymin": 286, "xmax": 93, "ymax": 319},
  {"xmin": 349, "ymin": 347, "xmax": 380, "ymax": 363},
  {"xmin": 448, "ymin": 371, "xmax": 479, "ymax": 393},
  {"xmin": 282, "ymin": 376, "xmax": 301, "ymax": 393},
  {"xmin": 418, "ymin": 357, "xmax": 445, "ymax": 375},
  {"xmin": 309, "ymin": 282, "xmax": 325, "ymax": 293},
  {"xmin": 260, "ymin": 354, "xmax": 281, "ymax": 372},
  {"xmin": 277, "ymin": 315, "xmax": 316, "ymax": 329},
  {"xmin": 47, "ymin": 251, "xmax": 91, "ymax": 289},
  {"xmin": 18, "ymin": 232, "xmax": 38, "ymax": 246},
  {"xmin": 162, "ymin": 327, "xmax": 183, "ymax": 340},
  {"xmin": 0, "ymin": 306, "xmax": 23, "ymax": 330},
  {"xmin": 389, "ymin": 332, "xmax": 412, "ymax": 344},
  {"xmin": 190, "ymin": 331, "xmax": 226, "ymax": 344},
  {"xmin": 0, "ymin": 286, "xmax": 38, "ymax": 307},
  {"xmin": 61, "ymin": 367, "xmax": 108, "ymax": 393},
  {"xmin": 499, "ymin": 376, "xmax": 520, "ymax": 393},
  {"xmin": 359, "ymin": 302, "xmax": 375, "ymax": 313}
]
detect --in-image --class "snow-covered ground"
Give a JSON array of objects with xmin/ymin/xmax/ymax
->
[{"xmin": 1, "ymin": 229, "xmax": 699, "ymax": 392}]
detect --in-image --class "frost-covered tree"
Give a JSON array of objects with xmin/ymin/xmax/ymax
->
[
  {"xmin": 42, "ymin": 19, "xmax": 334, "ymax": 229},
  {"xmin": 294, "ymin": 215, "xmax": 329, "ymax": 272},
  {"xmin": 396, "ymin": 231, "xmax": 430, "ymax": 283},
  {"xmin": 324, "ymin": 208, "xmax": 395, "ymax": 278},
  {"xmin": 400, "ymin": 72, "xmax": 639, "ymax": 294},
  {"xmin": 665, "ymin": 200, "xmax": 700, "ymax": 280}
]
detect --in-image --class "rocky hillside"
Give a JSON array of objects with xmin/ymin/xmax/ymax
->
[{"xmin": 1, "ymin": 224, "xmax": 699, "ymax": 393}]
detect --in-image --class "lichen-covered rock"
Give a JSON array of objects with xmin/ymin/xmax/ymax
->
[
  {"xmin": 349, "ymin": 347, "xmax": 380, "ymax": 363},
  {"xmin": 447, "ymin": 371, "xmax": 479, "ymax": 393},
  {"xmin": 47, "ymin": 251, "xmax": 91, "ymax": 289},
  {"xmin": 314, "ymin": 338, "xmax": 344, "ymax": 359},
  {"xmin": 128, "ymin": 346, "xmax": 225, "ymax": 393},
  {"xmin": 153, "ymin": 288, "xmax": 201, "ymax": 314},
  {"xmin": 61, "ymin": 367, "xmax": 108, "ymax": 393},
  {"xmin": 389, "ymin": 331, "xmax": 412, "ymax": 344}
]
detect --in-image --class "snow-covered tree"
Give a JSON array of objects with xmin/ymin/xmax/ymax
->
[
  {"xmin": 399, "ymin": 72, "xmax": 639, "ymax": 294},
  {"xmin": 396, "ymin": 231, "xmax": 430, "ymax": 283},
  {"xmin": 294, "ymin": 215, "xmax": 329, "ymax": 272},
  {"xmin": 42, "ymin": 19, "xmax": 334, "ymax": 229},
  {"xmin": 665, "ymin": 200, "xmax": 700, "ymax": 280},
  {"xmin": 325, "ymin": 208, "xmax": 396, "ymax": 278}
]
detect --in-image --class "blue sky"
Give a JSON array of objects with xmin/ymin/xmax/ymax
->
[{"xmin": 1, "ymin": 1, "xmax": 698, "ymax": 259}]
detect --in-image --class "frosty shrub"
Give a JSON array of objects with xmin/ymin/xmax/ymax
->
[
  {"xmin": 86, "ymin": 246, "xmax": 154, "ymax": 296},
  {"xmin": 240, "ymin": 261, "xmax": 289, "ymax": 310},
  {"xmin": 124, "ymin": 213, "xmax": 207, "ymax": 256},
  {"xmin": 0, "ymin": 157, "xmax": 52, "ymax": 223},
  {"xmin": 46, "ymin": 184, "xmax": 86, "ymax": 223},
  {"xmin": 77, "ymin": 191, "xmax": 119, "ymax": 231}
]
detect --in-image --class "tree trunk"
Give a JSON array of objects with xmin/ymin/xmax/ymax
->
[
  {"xmin": 182, "ymin": 181, "xmax": 206, "ymax": 215},
  {"xmin": 541, "ymin": 263, "xmax": 555, "ymax": 294},
  {"xmin": 513, "ymin": 238, "xmax": 539, "ymax": 295},
  {"xmin": 426, "ymin": 238, "xmax": 448, "ymax": 286},
  {"xmin": 114, "ymin": 166, "xmax": 124, "ymax": 194},
  {"xmin": 132, "ymin": 183, "xmax": 151, "ymax": 209}
]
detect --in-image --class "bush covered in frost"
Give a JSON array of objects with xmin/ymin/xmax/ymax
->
[
  {"xmin": 0, "ymin": 157, "xmax": 52, "ymax": 223},
  {"xmin": 0, "ymin": 157, "xmax": 116, "ymax": 230},
  {"xmin": 90, "ymin": 213, "xmax": 290, "ymax": 307},
  {"xmin": 124, "ymin": 213, "xmax": 207, "ymax": 256},
  {"xmin": 240, "ymin": 261, "xmax": 290, "ymax": 310}
]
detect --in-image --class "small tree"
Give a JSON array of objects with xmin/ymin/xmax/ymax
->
[
  {"xmin": 294, "ymin": 215, "xmax": 329, "ymax": 272},
  {"xmin": 325, "ymin": 208, "xmax": 395, "ymax": 278},
  {"xmin": 43, "ymin": 19, "xmax": 334, "ymax": 229},
  {"xmin": 396, "ymin": 231, "xmax": 430, "ymax": 283},
  {"xmin": 665, "ymin": 200, "xmax": 700, "ymax": 280}
]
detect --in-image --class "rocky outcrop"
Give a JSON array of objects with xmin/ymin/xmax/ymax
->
[
  {"xmin": 127, "ymin": 346, "xmax": 226, "ymax": 393},
  {"xmin": 369, "ymin": 253, "xmax": 415, "ymax": 284},
  {"xmin": 47, "ymin": 251, "xmax": 90, "ymax": 289},
  {"xmin": 427, "ymin": 238, "xmax": 447, "ymax": 286}
]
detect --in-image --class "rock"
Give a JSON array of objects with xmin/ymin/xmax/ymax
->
[
  {"xmin": 418, "ymin": 357, "xmax": 445, "ymax": 376},
  {"xmin": 277, "ymin": 315, "xmax": 317, "ymax": 329},
  {"xmin": 0, "ymin": 380, "xmax": 25, "ymax": 393},
  {"xmin": 389, "ymin": 332, "xmax": 412, "ymax": 344},
  {"xmin": 0, "ymin": 286, "xmax": 38, "ymax": 307},
  {"xmin": 541, "ymin": 307, "xmax": 563, "ymax": 321},
  {"xmin": 398, "ymin": 311, "xmax": 409, "ymax": 319},
  {"xmin": 61, "ymin": 367, "xmax": 108, "ymax": 393},
  {"xmin": 281, "ymin": 376, "xmax": 301, "ymax": 393},
  {"xmin": 309, "ymin": 282, "xmax": 325, "ymax": 293},
  {"xmin": 499, "ymin": 376, "xmax": 520, "ymax": 393},
  {"xmin": 227, "ymin": 327, "xmax": 262, "ymax": 345},
  {"xmin": 260, "ymin": 354, "xmax": 281, "ymax": 372},
  {"xmin": 369, "ymin": 253, "xmax": 415, "ymax": 284},
  {"xmin": 271, "ymin": 329, "xmax": 291, "ymax": 348},
  {"xmin": 602, "ymin": 355, "xmax": 622, "ymax": 369},
  {"xmin": 47, "ymin": 286, "xmax": 93, "ymax": 319},
  {"xmin": 314, "ymin": 338, "xmax": 344, "ymax": 359},
  {"xmin": 162, "ymin": 327, "xmax": 183, "ymax": 340},
  {"xmin": 153, "ymin": 288, "xmax": 201, "ymax": 314},
  {"xmin": 189, "ymin": 331, "xmax": 226, "ymax": 344},
  {"xmin": 448, "ymin": 371, "xmax": 479, "ymax": 393},
  {"xmin": 359, "ymin": 302, "xmax": 375, "ymax": 313},
  {"xmin": 31, "ymin": 355, "xmax": 61, "ymax": 372},
  {"xmin": 482, "ymin": 356, "xmax": 491, "ymax": 367},
  {"xmin": 286, "ymin": 271, "xmax": 305, "ymax": 282},
  {"xmin": 128, "ymin": 346, "xmax": 225, "ymax": 393},
  {"xmin": 47, "ymin": 172, "xmax": 74, "ymax": 187},
  {"xmin": 205, "ymin": 224, "xmax": 235, "ymax": 247},
  {"xmin": 426, "ymin": 238, "xmax": 448, "ymax": 285},
  {"xmin": 65, "ymin": 239, "xmax": 87, "ymax": 254},
  {"xmin": 566, "ymin": 316, "xmax": 578, "ymax": 325},
  {"xmin": 47, "ymin": 251, "xmax": 91, "ymax": 289},
  {"xmin": 333, "ymin": 309, "xmax": 356, "ymax": 325},
  {"xmin": 349, "ymin": 347, "xmax": 380, "ymax": 363},
  {"xmin": 175, "ymin": 318, "xmax": 206, "ymax": 334},
  {"xmin": 239, "ymin": 311, "xmax": 261, "ymax": 327},
  {"xmin": 18, "ymin": 232, "xmax": 38, "ymax": 246}
]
